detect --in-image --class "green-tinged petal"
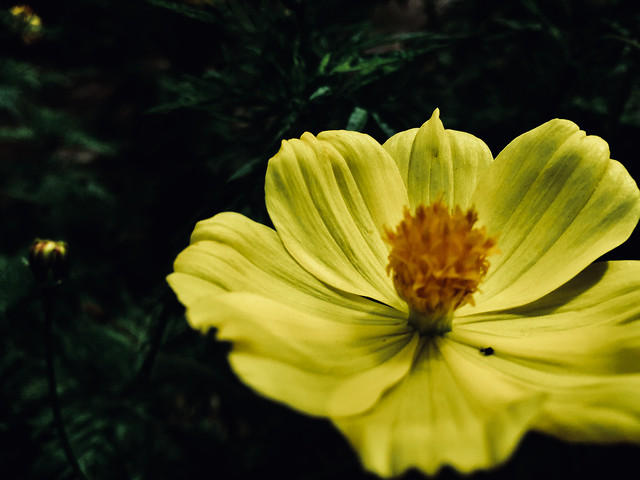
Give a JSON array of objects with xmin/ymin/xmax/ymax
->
[
  {"xmin": 168, "ymin": 271, "xmax": 226, "ymax": 305},
  {"xmin": 169, "ymin": 211, "xmax": 407, "ymax": 321},
  {"xmin": 184, "ymin": 292, "xmax": 419, "ymax": 417},
  {"xmin": 451, "ymin": 261, "xmax": 640, "ymax": 442},
  {"xmin": 334, "ymin": 338, "xmax": 544, "ymax": 477},
  {"xmin": 265, "ymin": 131, "xmax": 408, "ymax": 310},
  {"xmin": 381, "ymin": 127, "xmax": 418, "ymax": 192},
  {"xmin": 382, "ymin": 109, "xmax": 493, "ymax": 210},
  {"xmin": 469, "ymin": 119, "xmax": 640, "ymax": 312},
  {"xmin": 532, "ymin": 378, "xmax": 640, "ymax": 443}
]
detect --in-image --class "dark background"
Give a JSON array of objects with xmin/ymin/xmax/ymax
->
[{"xmin": 1, "ymin": 0, "xmax": 639, "ymax": 479}]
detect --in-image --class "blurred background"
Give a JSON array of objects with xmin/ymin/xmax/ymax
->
[{"xmin": 1, "ymin": 0, "xmax": 640, "ymax": 479}]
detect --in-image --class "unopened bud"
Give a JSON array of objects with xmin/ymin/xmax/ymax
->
[
  {"xmin": 9, "ymin": 5, "xmax": 43, "ymax": 44},
  {"xmin": 29, "ymin": 239, "xmax": 68, "ymax": 286}
]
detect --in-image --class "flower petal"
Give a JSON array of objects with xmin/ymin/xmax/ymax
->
[
  {"xmin": 382, "ymin": 109, "xmax": 493, "ymax": 210},
  {"xmin": 452, "ymin": 261, "xmax": 640, "ymax": 442},
  {"xmin": 168, "ymin": 211, "xmax": 418, "ymax": 417},
  {"xmin": 265, "ymin": 131, "xmax": 409, "ymax": 309},
  {"xmin": 168, "ymin": 211, "xmax": 403, "ymax": 322},
  {"xmin": 468, "ymin": 119, "xmax": 640, "ymax": 312},
  {"xmin": 334, "ymin": 338, "xmax": 544, "ymax": 477},
  {"xmin": 185, "ymin": 292, "xmax": 419, "ymax": 417}
]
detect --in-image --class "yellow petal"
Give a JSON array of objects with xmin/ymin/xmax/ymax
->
[
  {"xmin": 168, "ymin": 211, "xmax": 399, "ymax": 319},
  {"xmin": 167, "ymin": 271, "xmax": 225, "ymax": 305},
  {"xmin": 265, "ymin": 131, "xmax": 408, "ymax": 310},
  {"xmin": 382, "ymin": 109, "xmax": 493, "ymax": 210},
  {"xmin": 381, "ymin": 127, "xmax": 418, "ymax": 193},
  {"xmin": 334, "ymin": 338, "xmax": 544, "ymax": 477},
  {"xmin": 452, "ymin": 261, "xmax": 640, "ymax": 442},
  {"xmin": 469, "ymin": 119, "xmax": 640, "ymax": 312},
  {"xmin": 185, "ymin": 292, "xmax": 419, "ymax": 417}
]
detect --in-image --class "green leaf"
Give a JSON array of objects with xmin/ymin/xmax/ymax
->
[{"xmin": 346, "ymin": 107, "xmax": 368, "ymax": 132}]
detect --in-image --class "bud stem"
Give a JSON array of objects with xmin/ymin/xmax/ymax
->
[{"xmin": 42, "ymin": 286, "xmax": 87, "ymax": 480}]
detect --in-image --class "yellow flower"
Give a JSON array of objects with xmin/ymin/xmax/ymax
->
[{"xmin": 168, "ymin": 110, "xmax": 640, "ymax": 476}]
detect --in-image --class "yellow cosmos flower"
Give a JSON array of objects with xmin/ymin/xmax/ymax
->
[{"xmin": 168, "ymin": 110, "xmax": 640, "ymax": 477}]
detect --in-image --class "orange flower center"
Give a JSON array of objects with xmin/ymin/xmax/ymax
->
[{"xmin": 384, "ymin": 198, "xmax": 499, "ymax": 335}]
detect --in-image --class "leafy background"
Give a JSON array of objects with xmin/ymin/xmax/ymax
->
[{"xmin": 1, "ymin": 0, "xmax": 640, "ymax": 479}]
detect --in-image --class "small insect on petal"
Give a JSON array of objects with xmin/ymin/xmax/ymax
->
[{"xmin": 479, "ymin": 347, "xmax": 494, "ymax": 356}]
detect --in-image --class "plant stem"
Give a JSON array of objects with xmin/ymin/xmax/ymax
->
[
  {"xmin": 122, "ymin": 293, "xmax": 171, "ymax": 395},
  {"xmin": 43, "ymin": 286, "xmax": 87, "ymax": 480}
]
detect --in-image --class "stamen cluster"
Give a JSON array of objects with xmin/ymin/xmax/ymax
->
[{"xmin": 384, "ymin": 199, "xmax": 499, "ymax": 331}]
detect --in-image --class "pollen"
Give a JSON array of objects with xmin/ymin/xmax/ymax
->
[{"xmin": 384, "ymin": 198, "xmax": 499, "ymax": 334}]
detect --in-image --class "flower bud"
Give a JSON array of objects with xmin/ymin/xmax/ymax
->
[
  {"xmin": 29, "ymin": 239, "xmax": 68, "ymax": 286},
  {"xmin": 9, "ymin": 5, "xmax": 43, "ymax": 44}
]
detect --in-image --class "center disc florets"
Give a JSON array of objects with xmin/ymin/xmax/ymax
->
[{"xmin": 384, "ymin": 198, "xmax": 499, "ymax": 335}]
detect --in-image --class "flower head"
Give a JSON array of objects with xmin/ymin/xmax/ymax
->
[{"xmin": 168, "ymin": 109, "xmax": 640, "ymax": 476}]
